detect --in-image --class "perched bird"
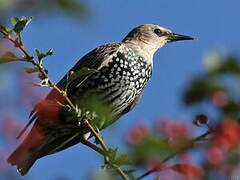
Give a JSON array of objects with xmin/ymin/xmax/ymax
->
[{"xmin": 7, "ymin": 24, "xmax": 193, "ymax": 175}]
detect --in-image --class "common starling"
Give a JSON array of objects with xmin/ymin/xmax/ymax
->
[{"xmin": 7, "ymin": 24, "xmax": 193, "ymax": 175}]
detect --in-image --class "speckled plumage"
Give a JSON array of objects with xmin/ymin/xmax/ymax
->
[
  {"xmin": 7, "ymin": 24, "xmax": 193, "ymax": 176},
  {"xmin": 69, "ymin": 45, "xmax": 152, "ymax": 119}
]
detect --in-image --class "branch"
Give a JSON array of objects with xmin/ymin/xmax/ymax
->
[
  {"xmin": 80, "ymin": 138, "xmax": 104, "ymax": 155},
  {"xmin": 136, "ymin": 130, "xmax": 212, "ymax": 180},
  {"xmin": 84, "ymin": 120, "xmax": 108, "ymax": 151},
  {"xmin": 83, "ymin": 120, "xmax": 128, "ymax": 180}
]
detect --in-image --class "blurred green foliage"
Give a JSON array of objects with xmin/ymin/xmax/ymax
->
[
  {"xmin": 129, "ymin": 136, "xmax": 172, "ymax": 166},
  {"xmin": 183, "ymin": 76, "xmax": 225, "ymax": 105},
  {"xmin": 182, "ymin": 52, "xmax": 240, "ymax": 180},
  {"xmin": 183, "ymin": 52, "xmax": 240, "ymax": 118},
  {"xmin": 0, "ymin": 0, "xmax": 89, "ymax": 21}
]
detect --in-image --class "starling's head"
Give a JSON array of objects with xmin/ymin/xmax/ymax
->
[{"xmin": 123, "ymin": 24, "xmax": 193, "ymax": 54}]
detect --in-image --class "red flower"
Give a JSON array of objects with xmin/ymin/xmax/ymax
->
[
  {"xmin": 207, "ymin": 146, "xmax": 224, "ymax": 167},
  {"xmin": 213, "ymin": 120, "xmax": 240, "ymax": 151},
  {"xmin": 156, "ymin": 119, "xmax": 192, "ymax": 140},
  {"xmin": 126, "ymin": 123, "xmax": 148, "ymax": 145},
  {"xmin": 207, "ymin": 119, "xmax": 240, "ymax": 167}
]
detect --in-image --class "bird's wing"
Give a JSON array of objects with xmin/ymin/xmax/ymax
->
[
  {"xmin": 17, "ymin": 42, "xmax": 122, "ymax": 139},
  {"xmin": 56, "ymin": 42, "xmax": 122, "ymax": 91}
]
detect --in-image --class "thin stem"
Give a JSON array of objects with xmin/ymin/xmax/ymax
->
[
  {"xmin": 84, "ymin": 120, "xmax": 108, "ymax": 152},
  {"xmin": 80, "ymin": 138, "xmax": 128, "ymax": 180},
  {"xmin": 136, "ymin": 131, "xmax": 212, "ymax": 180},
  {"xmin": 80, "ymin": 139, "xmax": 104, "ymax": 155},
  {"xmin": 116, "ymin": 167, "xmax": 129, "ymax": 180},
  {"xmin": 84, "ymin": 121, "xmax": 129, "ymax": 180}
]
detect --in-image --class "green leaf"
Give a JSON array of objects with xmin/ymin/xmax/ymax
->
[
  {"xmin": 35, "ymin": 48, "xmax": 54, "ymax": 61},
  {"xmin": 115, "ymin": 154, "xmax": 130, "ymax": 166},
  {"xmin": 129, "ymin": 136, "xmax": 172, "ymax": 165},
  {"xmin": 106, "ymin": 148, "xmax": 118, "ymax": 163},
  {"xmin": 13, "ymin": 16, "xmax": 33, "ymax": 34},
  {"xmin": 64, "ymin": 67, "xmax": 98, "ymax": 92},
  {"xmin": 57, "ymin": 0, "xmax": 88, "ymax": 18},
  {"xmin": 24, "ymin": 67, "xmax": 39, "ymax": 74},
  {"xmin": 0, "ymin": 52, "xmax": 18, "ymax": 64},
  {"xmin": 67, "ymin": 67, "xmax": 98, "ymax": 85},
  {"xmin": 216, "ymin": 56, "xmax": 240, "ymax": 75},
  {"xmin": 0, "ymin": 25, "xmax": 11, "ymax": 34},
  {"xmin": 104, "ymin": 149, "xmax": 130, "ymax": 166},
  {"xmin": 183, "ymin": 77, "xmax": 224, "ymax": 105},
  {"xmin": 75, "ymin": 67, "xmax": 99, "ymax": 77},
  {"xmin": 35, "ymin": 49, "xmax": 45, "ymax": 61},
  {"xmin": 46, "ymin": 48, "xmax": 54, "ymax": 56},
  {"xmin": 83, "ymin": 95, "xmax": 112, "ymax": 130},
  {"xmin": 11, "ymin": 17, "xmax": 19, "ymax": 26}
]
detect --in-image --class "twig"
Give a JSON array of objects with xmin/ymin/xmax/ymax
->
[
  {"xmin": 116, "ymin": 166, "xmax": 129, "ymax": 180},
  {"xmin": 80, "ymin": 138, "xmax": 104, "ymax": 155},
  {"xmin": 136, "ymin": 130, "xmax": 212, "ymax": 180},
  {"xmin": 83, "ymin": 120, "xmax": 129, "ymax": 180},
  {"xmin": 81, "ymin": 138, "xmax": 129, "ymax": 180},
  {"xmin": 84, "ymin": 120, "xmax": 108, "ymax": 151}
]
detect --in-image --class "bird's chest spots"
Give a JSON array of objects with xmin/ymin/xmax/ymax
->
[{"xmin": 88, "ymin": 48, "xmax": 152, "ymax": 94}]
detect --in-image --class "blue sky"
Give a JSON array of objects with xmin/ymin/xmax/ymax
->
[{"xmin": 1, "ymin": 0, "xmax": 240, "ymax": 179}]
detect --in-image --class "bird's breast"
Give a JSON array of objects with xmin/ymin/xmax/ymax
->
[{"xmin": 74, "ymin": 47, "xmax": 152, "ymax": 115}]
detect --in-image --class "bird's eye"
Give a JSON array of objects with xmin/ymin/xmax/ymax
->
[{"xmin": 154, "ymin": 29, "xmax": 163, "ymax": 36}]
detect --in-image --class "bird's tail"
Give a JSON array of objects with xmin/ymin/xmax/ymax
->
[
  {"xmin": 7, "ymin": 98, "xmax": 74, "ymax": 176},
  {"xmin": 7, "ymin": 122, "xmax": 83, "ymax": 176},
  {"xmin": 7, "ymin": 143, "xmax": 37, "ymax": 176},
  {"xmin": 7, "ymin": 122, "xmax": 45, "ymax": 176}
]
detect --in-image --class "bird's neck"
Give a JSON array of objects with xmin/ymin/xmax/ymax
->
[{"xmin": 122, "ymin": 40, "xmax": 156, "ymax": 65}]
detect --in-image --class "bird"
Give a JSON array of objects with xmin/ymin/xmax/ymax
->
[{"xmin": 7, "ymin": 24, "xmax": 193, "ymax": 176}]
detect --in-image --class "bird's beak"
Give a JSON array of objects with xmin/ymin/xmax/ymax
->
[{"xmin": 167, "ymin": 33, "xmax": 194, "ymax": 42}]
